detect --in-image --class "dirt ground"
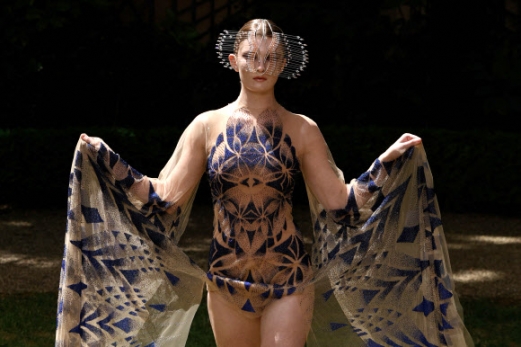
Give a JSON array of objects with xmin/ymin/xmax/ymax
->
[{"xmin": 1, "ymin": 204, "xmax": 520, "ymax": 305}]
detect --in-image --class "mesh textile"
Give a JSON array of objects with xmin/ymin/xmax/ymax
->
[
  {"xmin": 56, "ymin": 108, "xmax": 473, "ymax": 346},
  {"xmin": 56, "ymin": 128, "xmax": 206, "ymax": 346}
]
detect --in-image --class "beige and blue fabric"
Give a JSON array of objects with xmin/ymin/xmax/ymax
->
[{"xmin": 56, "ymin": 110, "xmax": 473, "ymax": 346}]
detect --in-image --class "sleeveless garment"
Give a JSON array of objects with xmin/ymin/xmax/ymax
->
[{"xmin": 206, "ymin": 110, "xmax": 313, "ymax": 316}]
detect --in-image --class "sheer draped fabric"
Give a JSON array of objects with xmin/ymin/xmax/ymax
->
[
  {"xmin": 56, "ymin": 111, "xmax": 473, "ymax": 346},
  {"xmin": 305, "ymin": 145, "xmax": 474, "ymax": 346},
  {"xmin": 56, "ymin": 129, "xmax": 206, "ymax": 346}
]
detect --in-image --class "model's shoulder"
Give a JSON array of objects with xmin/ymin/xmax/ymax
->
[
  {"xmin": 195, "ymin": 107, "xmax": 230, "ymax": 123},
  {"xmin": 283, "ymin": 111, "xmax": 320, "ymax": 133},
  {"xmin": 193, "ymin": 110, "xmax": 214, "ymax": 122},
  {"xmin": 188, "ymin": 109, "xmax": 221, "ymax": 126}
]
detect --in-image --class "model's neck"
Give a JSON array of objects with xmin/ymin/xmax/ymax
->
[{"xmin": 234, "ymin": 89, "xmax": 279, "ymax": 114}]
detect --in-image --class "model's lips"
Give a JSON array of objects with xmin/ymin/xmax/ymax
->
[{"xmin": 253, "ymin": 76, "xmax": 267, "ymax": 81}]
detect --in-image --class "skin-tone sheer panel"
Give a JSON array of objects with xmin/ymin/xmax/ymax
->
[
  {"xmin": 119, "ymin": 115, "xmax": 208, "ymax": 211},
  {"xmin": 198, "ymin": 107, "xmax": 385, "ymax": 213},
  {"xmin": 157, "ymin": 116, "xmax": 207, "ymax": 210},
  {"xmin": 275, "ymin": 110, "xmax": 383, "ymax": 212}
]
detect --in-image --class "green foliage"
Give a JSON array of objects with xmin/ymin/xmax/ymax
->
[
  {"xmin": 322, "ymin": 124, "xmax": 521, "ymax": 215},
  {"xmin": 161, "ymin": 9, "xmax": 202, "ymax": 49},
  {"xmin": 417, "ymin": 129, "xmax": 521, "ymax": 213},
  {"xmin": 0, "ymin": 126, "xmax": 519, "ymax": 215},
  {"xmin": 0, "ymin": 126, "xmax": 185, "ymax": 208}
]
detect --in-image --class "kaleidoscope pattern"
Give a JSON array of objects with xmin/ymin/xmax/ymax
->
[{"xmin": 206, "ymin": 109, "xmax": 312, "ymax": 315}]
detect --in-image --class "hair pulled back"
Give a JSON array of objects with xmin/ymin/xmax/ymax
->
[{"xmin": 233, "ymin": 19, "xmax": 283, "ymax": 54}]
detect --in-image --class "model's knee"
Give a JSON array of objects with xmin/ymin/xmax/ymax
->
[{"xmin": 259, "ymin": 295, "xmax": 313, "ymax": 347}]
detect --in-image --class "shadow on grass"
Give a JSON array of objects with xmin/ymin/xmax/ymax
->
[{"xmin": 0, "ymin": 293, "xmax": 519, "ymax": 346}]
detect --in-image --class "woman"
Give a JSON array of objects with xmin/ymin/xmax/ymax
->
[{"xmin": 56, "ymin": 19, "xmax": 473, "ymax": 347}]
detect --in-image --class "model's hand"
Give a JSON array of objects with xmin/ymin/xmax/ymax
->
[
  {"xmin": 379, "ymin": 133, "xmax": 422, "ymax": 162},
  {"xmin": 81, "ymin": 133, "xmax": 102, "ymax": 150},
  {"xmin": 80, "ymin": 133, "xmax": 91, "ymax": 143}
]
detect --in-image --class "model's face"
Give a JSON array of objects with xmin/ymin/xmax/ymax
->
[{"xmin": 229, "ymin": 35, "xmax": 285, "ymax": 91}]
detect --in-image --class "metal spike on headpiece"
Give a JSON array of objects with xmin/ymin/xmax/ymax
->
[{"xmin": 215, "ymin": 20, "xmax": 309, "ymax": 80}]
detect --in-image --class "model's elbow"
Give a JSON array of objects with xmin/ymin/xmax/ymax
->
[{"xmin": 320, "ymin": 187, "xmax": 349, "ymax": 211}]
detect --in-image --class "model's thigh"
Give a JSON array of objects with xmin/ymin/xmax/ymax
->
[
  {"xmin": 260, "ymin": 286, "xmax": 314, "ymax": 347},
  {"xmin": 207, "ymin": 290, "xmax": 261, "ymax": 347}
]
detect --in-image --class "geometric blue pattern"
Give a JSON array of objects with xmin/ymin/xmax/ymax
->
[
  {"xmin": 413, "ymin": 296, "xmax": 435, "ymax": 316},
  {"xmin": 149, "ymin": 304, "xmax": 166, "ymax": 312},
  {"xmin": 56, "ymin": 136, "xmax": 206, "ymax": 346},
  {"xmin": 362, "ymin": 289, "xmax": 380, "ymax": 304},
  {"xmin": 330, "ymin": 322, "xmax": 348, "ymax": 331},
  {"xmin": 309, "ymin": 138, "xmax": 472, "ymax": 345},
  {"xmin": 241, "ymin": 299, "xmax": 255, "ymax": 313},
  {"xmin": 322, "ymin": 289, "xmax": 335, "ymax": 302},
  {"xmin": 81, "ymin": 205, "xmax": 104, "ymax": 223},
  {"xmin": 367, "ymin": 339, "xmax": 385, "ymax": 347},
  {"xmin": 438, "ymin": 282, "xmax": 454, "ymax": 300},
  {"xmin": 206, "ymin": 110, "xmax": 312, "ymax": 314},
  {"xmin": 165, "ymin": 272, "xmax": 180, "ymax": 286},
  {"xmin": 397, "ymin": 225, "xmax": 420, "ymax": 243},
  {"xmin": 57, "ymin": 118, "xmax": 473, "ymax": 346},
  {"xmin": 67, "ymin": 281, "xmax": 87, "ymax": 296},
  {"xmin": 113, "ymin": 318, "xmax": 133, "ymax": 333}
]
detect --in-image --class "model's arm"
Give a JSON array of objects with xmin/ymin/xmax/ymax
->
[
  {"xmin": 299, "ymin": 119, "xmax": 421, "ymax": 213},
  {"xmin": 81, "ymin": 116, "xmax": 207, "ymax": 212}
]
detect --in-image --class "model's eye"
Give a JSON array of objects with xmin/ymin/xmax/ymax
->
[{"xmin": 271, "ymin": 53, "xmax": 281, "ymax": 61}]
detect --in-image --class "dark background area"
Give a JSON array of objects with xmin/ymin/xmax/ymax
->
[
  {"xmin": 1, "ymin": 0, "xmax": 520, "ymax": 214},
  {"xmin": 2, "ymin": 0, "xmax": 520, "ymax": 130}
]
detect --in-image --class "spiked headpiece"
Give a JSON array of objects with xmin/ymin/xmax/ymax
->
[{"xmin": 215, "ymin": 20, "xmax": 309, "ymax": 79}]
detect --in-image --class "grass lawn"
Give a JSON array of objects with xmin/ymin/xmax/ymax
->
[
  {"xmin": 0, "ymin": 293, "xmax": 520, "ymax": 346},
  {"xmin": 0, "ymin": 292, "xmax": 215, "ymax": 347}
]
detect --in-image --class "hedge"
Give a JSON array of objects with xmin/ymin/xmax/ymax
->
[{"xmin": 1, "ymin": 126, "xmax": 519, "ymax": 216}]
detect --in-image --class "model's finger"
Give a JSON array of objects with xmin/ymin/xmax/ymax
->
[
  {"xmin": 402, "ymin": 135, "xmax": 421, "ymax": 145},
  {"xmin": 80, "ymin": 133, "xmax": 90, "ymax": 143}
]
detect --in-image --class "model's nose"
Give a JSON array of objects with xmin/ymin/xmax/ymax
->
[{"xmin": 255, "ymin": 58, "xmax": 266, "ymax": 72}]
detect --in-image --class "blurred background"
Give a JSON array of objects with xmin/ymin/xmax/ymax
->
[{"xmin": 1, "ymin": 0, "xmax": 520, "ymax": 214}]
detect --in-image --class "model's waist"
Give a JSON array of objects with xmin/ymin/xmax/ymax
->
[{"xmin": 213, "ymin": 223, "xmax": 300, "ymax": 235}]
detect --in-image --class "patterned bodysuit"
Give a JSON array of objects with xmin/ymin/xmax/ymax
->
[{"xmin": 206, "ymin": 109, "xmax": 313, "ymax": 316}]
